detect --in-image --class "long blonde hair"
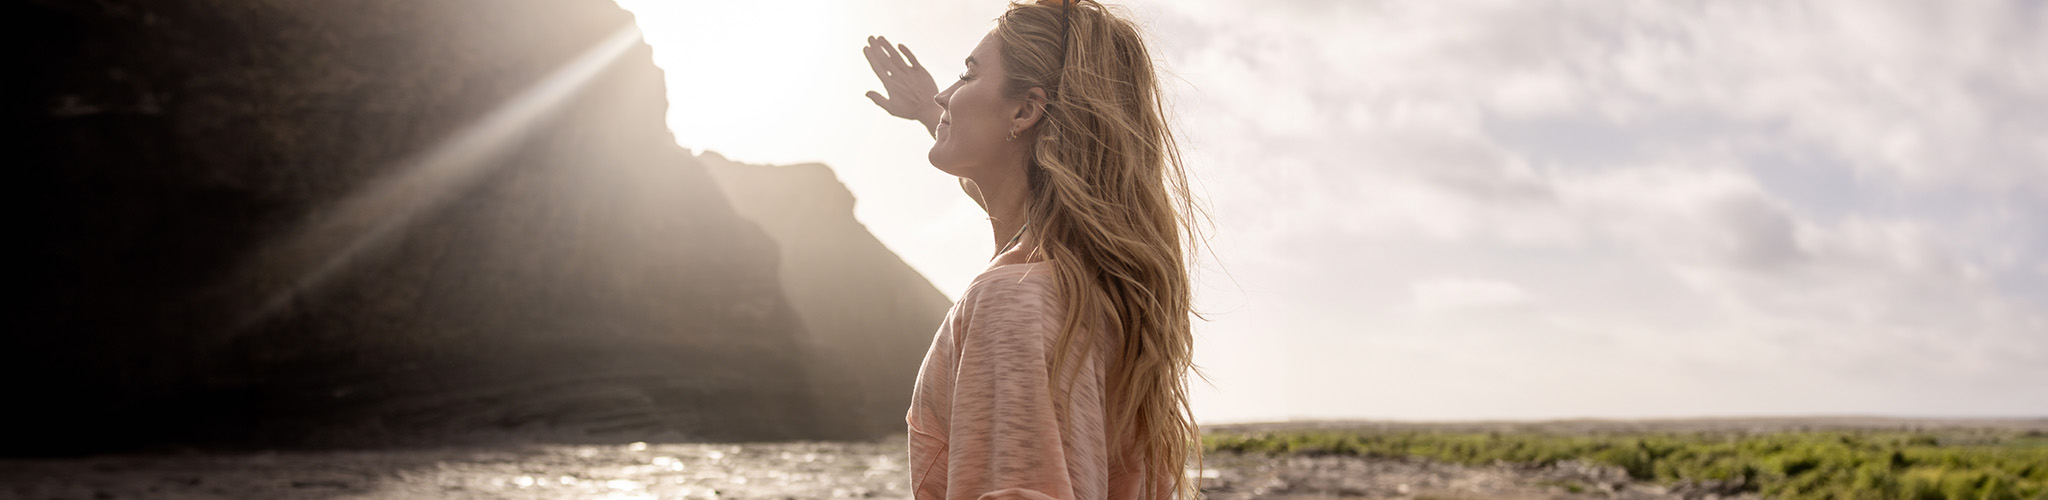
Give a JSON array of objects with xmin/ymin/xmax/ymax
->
[{"xmin": 996, "ymin": 1, "xmax": 1207, "ymax": 498}]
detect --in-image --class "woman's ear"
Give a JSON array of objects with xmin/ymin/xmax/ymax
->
[{"xmin": 1012, "ymin": 86, "xmax": 1049, "ymax": 133}]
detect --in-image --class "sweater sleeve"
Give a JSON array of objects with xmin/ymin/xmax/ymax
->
[{"xmin": 945, "ymin": 274, "xmax": 1110, "ymax": 500}]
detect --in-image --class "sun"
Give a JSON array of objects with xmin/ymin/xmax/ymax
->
[{"xmin": 613, "ymin": 0, "xmax": 849, "ymax": 164}]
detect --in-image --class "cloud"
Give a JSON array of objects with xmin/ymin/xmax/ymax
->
[
  {"xmin": 1169, "ymin": 0, "xmax": 2048, "ymax": 189},
  {"xmin": 1156, "ymin": 0, "xmax": 2048, "ymax": 420},
  {"xmin": 1411, "ymin": 277, "xmax": 1532, "ymax": 314}
]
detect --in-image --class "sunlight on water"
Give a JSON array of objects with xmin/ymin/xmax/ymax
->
[
  {"xmin": 1, "ymin": 440, "xmax": 911, "ymax": 500},
  {"xmin": 417, "ymin": 442, "xmax": 912, "ymax": 500}
]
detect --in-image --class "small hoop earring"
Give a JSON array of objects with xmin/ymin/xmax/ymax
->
[{"xmin": 1007, "ymin": 128, "xmax": 1017, "ymax": 141}]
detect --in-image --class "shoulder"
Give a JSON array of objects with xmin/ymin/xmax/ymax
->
[
  {"xmin": 956, "ymin": 262, "xmax": 1061, "ymax": 341},
  {"xmin": 962, "ymin": 262, "xmax": 1058, "ymax": 308}
]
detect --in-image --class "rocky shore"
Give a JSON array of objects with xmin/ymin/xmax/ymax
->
[{"xmin": 1199, "ymin": 451, "xmax": 1759, "ymax": 500}]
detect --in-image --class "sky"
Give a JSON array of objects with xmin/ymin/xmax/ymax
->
[{"xmin": 613, "ymin": 0, "xmax": 2048, "ymax": 423}]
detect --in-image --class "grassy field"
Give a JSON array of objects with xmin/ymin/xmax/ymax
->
[{"xmin": 1203, "ymin": 420, "xmax": 2048, "ymax": 500}]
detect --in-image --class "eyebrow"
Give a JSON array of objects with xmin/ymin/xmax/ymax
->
[{"xmin": 965, "ymin": 56, "xmax": 978, "ymax": 66}]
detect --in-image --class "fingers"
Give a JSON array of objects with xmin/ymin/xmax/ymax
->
[
  {"xmin": 877, "ymin": 35, "xmax": 904, "ymax": 64},
  {"xmin": 866, "ymin": 91, "xmax": 890, "ymax": 109},
  {"xmin": 867, "ymin": 36, "xmax": 894, "ymax": 68},
  {"xmin": 867, "ymin": 36, "xmax": 915, "ymax": 80},
  {"xmin": 868, "ymin": 35, "xmax": 890, "ymax": 55},
  {"xmin": 900, "ymin": 43, "xmax": 922, "ymax": 70},
  {"xmin": 863, "ymin": 42, "xmax": 893, "ymax": 79}
]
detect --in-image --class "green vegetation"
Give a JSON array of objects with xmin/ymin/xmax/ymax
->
[{"xmin": 1204, "ymin": 427, "xmax": 2048, "ymax": 500}]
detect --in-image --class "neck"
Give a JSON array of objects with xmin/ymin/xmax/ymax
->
[{"xmin": 975, "ymin": 169, "xmax": 1032, "ymax": 260}]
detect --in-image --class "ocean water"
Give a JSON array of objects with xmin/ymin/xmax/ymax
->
[{"xmin": 2, "ymin": 439, "xmax": 910, "ymax": 500}]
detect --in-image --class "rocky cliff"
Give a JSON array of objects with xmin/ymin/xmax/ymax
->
[
  {"xmin": 7, "ymin": 0, "xmax": 903, "ymax": 454},
  {"xmin": 699, "ymin": 152, "xmax": 955, "ymax": 439}
]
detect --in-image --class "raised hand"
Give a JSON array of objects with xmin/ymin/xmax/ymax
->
[{"xmin": 864, "ymin": 35, "xmax": 942, "ymax": 134}]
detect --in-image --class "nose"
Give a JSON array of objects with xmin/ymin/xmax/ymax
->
[{"xmin": 933, "ymin": 86, "xmax": 951, "ymax": 112}]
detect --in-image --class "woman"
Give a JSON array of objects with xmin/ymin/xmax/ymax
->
[{"xmin": 862, "ymin": 1, "xmax": 1206, "ymax": 499}]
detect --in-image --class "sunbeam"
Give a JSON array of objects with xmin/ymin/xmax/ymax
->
[{"xmin": 220, "ymin": 25, "xmax": 646, "ymax": 332}]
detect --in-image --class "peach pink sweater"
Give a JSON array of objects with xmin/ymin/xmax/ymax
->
[{"xmin": 906, "ymin": 261, "xmax": 1167, "ymax": 500}]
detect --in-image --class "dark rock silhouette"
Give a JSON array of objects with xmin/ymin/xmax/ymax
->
[
  {"xmin": 699, "ymin": 152, "xmax": 955, "ymax": 439},
  {"xmin": 7, "ymin": 0, "xmax": 921, "ymax": 455}
]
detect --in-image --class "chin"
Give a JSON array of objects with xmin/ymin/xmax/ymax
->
[{"xmin": 927, "ymin": 146, "xmax": 966, "ymax": 178}]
